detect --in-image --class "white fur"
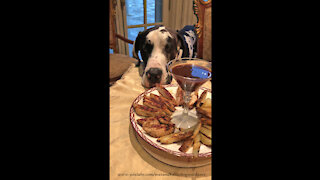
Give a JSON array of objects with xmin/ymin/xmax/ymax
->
[
  {"xmin": 184, "ymin": 30, "xmax": 197, "ymax": 58},
  {"xmin": 141, "ymin": 27, "xmax": 172, "ymax": 87}
]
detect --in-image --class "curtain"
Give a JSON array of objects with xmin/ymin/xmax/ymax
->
[
  {"xmin": 115, "ymin": 0, "xmax": 129, "ymax": 55},
  {"xmin": 162, "ymin": 0, "xmax": 197, "ymax": 31}
]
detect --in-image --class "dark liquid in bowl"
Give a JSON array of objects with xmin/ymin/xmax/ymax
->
[{"xmin": 171, "ymin": 64, "xmax": 211, "ymax": 92}]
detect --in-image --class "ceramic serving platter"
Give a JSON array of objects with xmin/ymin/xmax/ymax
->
[{"xmin": 130, "ymin": 84, "xmax": 212, "ymax": 167}]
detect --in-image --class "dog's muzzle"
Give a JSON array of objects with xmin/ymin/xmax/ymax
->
[
  {"xmin": 141, "ymin": 65, "xmax": 172, "ymax": 88},
  {"xmin": 146, "ymin": 68, "xmax": 162, "ymax": 84}
]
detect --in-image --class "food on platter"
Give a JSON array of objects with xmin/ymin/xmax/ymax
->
[
  {"xmin": 175, "ymin": 87, "xmax": 199, "ymax": 109},
  {"xmin": 195, "ymin": 96, "xmax": 212, "ymax": 147},
  {"xmin": 156, "ymin": 84, "xmax": 178, "ymax": 105},
  {"xmin": 157, "ymin": 131, "xmax": 193, "ymax": 144},
  {"xmin": 133, "ymin": 84, "xmax": 212, "ymax": 156},
  {"xmin": 196, "ymin": 90, "xmax": 208, "ymax": 107},
  {"xmin": 193, "ymin": 134, "xmax": 201, "ymax": 157},
  {"xmin": 191, "ymin": 122, "xmax": 202, "ymax": 139},
  {"xmin": 137, "ymin": 116, "xmax": 175, "ymax": 138},
  {"xmin": 200, "ymin": 117, "xmax": 212, "ymax": 126},
  {"xmin": 196, "ymin": 98, "xmax": 212, "ymax": 119},
  {"xmin": 188, "ymin": 90, "xmax": 199, "ymax": 109},
  {"xmin": 179, "ymin": 137, "xmax": 194, "ymax": 153},
  {"xmin": 143, "ymin": 123, "xmax": 175, "ymax": 138},
  {"xmin": 201, "ymin": 98, "xmax": 211, "ymax": 108},
  {"xmin": 175, "ymin": 86, "xmax": 184, "ymax": 106},
  {"xmin": 196, "ymin": 91, "xmax": 211, "ymax": 118},
  {"xmin": 179, "ymin": 122, "xmax": 201, "ymax": 153},
  {"xmin": 133, "ymin": 103, "xmax": 166, "ymax": 117},
  {"xmin": 197, "ymin": 107, "xmax": 211, "ymax": 118},
  {"xmin": 158, "ymin": 116, "xmax": 174, "ymax": 125},
  {"xmin": 143, "ymin": 96, "xmax": 173, "ymax": 116},
  {"xmin": 149, "ymin": 93, "xmax": 176, "ymax": 112},
  {"xmin": 200, "ymin": 133, "xmax": 211, "ymax": 146},
  {"xmin": 137, "ymin": 117, "xmax": 160, "ymax": 126},
  {"xmin": 200, "ymin": 126, "xmax": 211, "ymax": 139},
  {"xmin": 203, "ymin": 125, "xmax": 211, "ymax": 130}
]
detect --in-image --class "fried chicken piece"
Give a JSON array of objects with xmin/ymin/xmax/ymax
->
[
  {"xmin": 137, "ymin": 117, "xmax": 160, "ymax": 126},
  {"xmin": 179, "ymin": 137, "xmax": 194, "ymax": 153},
  {"xmin": 143, "ymin": 96, "xmax": 172, "ymax": 116},
  {"xmin": 200, "ymin": 126, "xmax": 211, "ymax": 139},
  {"xmin": 193, "ymin": 134, "xmax": 201, "ymax": 157},
  {"xmin": 175, "ymin": 86, "xmax": 184, "ymax": 106},
  {"xmin": 176, "ymin": 87, "xmax": 198, "ymax": 109},
  {"xmin": 158, "ymin": 116, "xmax": 174, "ymax": 125},
  {"xmin": 137, "ymin": 117, "xmax": 175, "ymax": 138},
  {"xmin": 157, "ymin": 131, "xmax": 193, "ymax": 144},
  {"xmin": 191, "ymin": 122, "xmax": 202, "ymax": 139},
  {"xmin": 203, "ymin": 125, "xmax": 211, "ymax": 130},
  {"xmin": 196, "ymin": 106, "xmax": 212, "ymax": 119},
  {"xmin": 200, "ymin": 133, "xmax": 211, "ymax": 146},
  {"xmin": 156, "ymin": 84, "xmax": 177, "ymax": 106},
  {"xmin": 149, "ymin": 93, "xmax": 176, "ymax": 112},
  {"xmin": 142, "ymin": 123, "xmax": 175, "ymax": 138},
  {"xmin": 200, "ymin": 117, "xmax": 212, "ymax": 126},
  {"xmin": 133, "ymin": 103, "xmax": 166, "ymax": 117},
  {"xmin": 196, "ymin": 90, "xmax": 208, "ymax": 108},
  {"xmin": 188, "ymin": 91, "xmax": 198, "ymax": 109}
]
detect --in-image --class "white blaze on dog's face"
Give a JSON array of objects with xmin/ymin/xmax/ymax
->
[
  {"xmin": 134, "ymin": 26, "xmax": 181, "ymax": 88},
  {"xmin": 143, "ymin": 27, "xmax": 171, "ymax": 87}
]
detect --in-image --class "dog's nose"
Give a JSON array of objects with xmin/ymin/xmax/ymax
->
[{"xmin": 146, "ymin": 68, "xmax": 162, "ymax": 84}]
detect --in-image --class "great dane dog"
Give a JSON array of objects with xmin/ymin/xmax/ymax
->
[{"xmin": 132, "ymin": 25, "xmax": 197, "ymax": 88}]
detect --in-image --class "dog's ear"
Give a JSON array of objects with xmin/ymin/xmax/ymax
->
[
  {"xmin": 132, "ymin": 32, "xmax": 143, "ymax": 66},
  {"xmin": 176, "ymin": 33, "xmax": 189, "ymax": 58},
  {"xmin": 154, "ymin": 25, "xmax": 164, "ymax": 29}
]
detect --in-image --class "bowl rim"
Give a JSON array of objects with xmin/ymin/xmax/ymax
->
[{"xmin": 167, "ymin": 58, "xmax": 212, "ymax": 81}]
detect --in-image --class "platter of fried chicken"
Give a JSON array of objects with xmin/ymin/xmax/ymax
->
[{"xmin": 130, "ymin": 84, "xmax": 212, "ymax": 167}]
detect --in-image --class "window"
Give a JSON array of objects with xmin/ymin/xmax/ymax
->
[{"xmin": 126, "ymin": 0, "xmax": 163, "ymax": 57}]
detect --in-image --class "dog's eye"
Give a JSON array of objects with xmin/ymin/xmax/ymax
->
[
  {"xmin": 165, "ymin": 44, "xmax": 171, "ymax": 52},
  {"xmin": 142, "ymin": 42, "xmax": 153, "ymax": 53},
  {"xmin": 143, "ymin": 43, "xmax": 151, "ymax": 49}
]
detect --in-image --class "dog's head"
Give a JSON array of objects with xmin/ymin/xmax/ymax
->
[{"xmin": 132, "ymin": 25, "xmax": 187, "ymax": 88}]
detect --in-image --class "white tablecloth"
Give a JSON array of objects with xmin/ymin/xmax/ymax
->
[{"xmin": 109, "ymin": 64, "xmax": 212, "ymax": 179}]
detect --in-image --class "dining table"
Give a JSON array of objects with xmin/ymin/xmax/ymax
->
[{"xmin": 109, "ymin": 64, "xmax": 212, "ymax": 180}]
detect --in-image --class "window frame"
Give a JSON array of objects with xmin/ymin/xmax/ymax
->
[{"xmin": 127, "ymin": 0, "xmax": 163, "ymax": 30}]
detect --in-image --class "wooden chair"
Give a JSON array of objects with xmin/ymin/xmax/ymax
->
[
  {"xmin": 109, "ymin": 0, "xmax": 138, "ymax": 86},
  {"xmin": 109, "ymin": 0, "xmax": 134, "ymax": 53},
  {"xmin": 193, "ymin": 0, "xmax": 212, "ymax": 61}
]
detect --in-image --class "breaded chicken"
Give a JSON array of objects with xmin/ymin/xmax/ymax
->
[
  {"xmin": 133, "ymin": 103, "xmax": 166, "ymax": 117},
  {"xmin": 149, "ymin": 93, "xmax": 176, "ymax": 112},
  {"xmin": 137, "ymin": 117, "xmax": 160, "ymax": 126},
  {"xmin": 156, "ymin": 84, "xmax": 177, "ymax": 106},
  {"xmin": 143, "ymin": 96, "xmax": 172, "ymax": 116},
  {"xmin": 142, "ymin": 123, "xmax": 175, "ymax": 138}
]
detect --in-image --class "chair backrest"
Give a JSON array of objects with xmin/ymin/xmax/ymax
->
[
  {"xmin": 109, "ymin": 0, "xmax": 118, "ymax": 53},
  {"xmin": 193, "ymin": 0, "xmax": 212, "ymax": 61},
  {"xmin": 109, "ymin": 0, "xmax": 133, "ymax": 54}
]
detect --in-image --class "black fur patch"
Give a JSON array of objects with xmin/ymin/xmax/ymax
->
[
  {"xmin": 133, "ymin": 25, "xmax": 163, "ymax": 68},
  {"xmin": 160, "ymin": 29, "xmax": 167, "ymax": 33},
  {"xmin": 163, "ymin": 37, "xmax": 177, "ymax": 61}
]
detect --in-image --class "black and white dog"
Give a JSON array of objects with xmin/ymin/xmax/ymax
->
[{"xmin": 132, "ymin": 25, "xmax": 197, "ymax": 88}]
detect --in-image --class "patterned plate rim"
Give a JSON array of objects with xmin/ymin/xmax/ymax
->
[{"xmin": 129, "ymin": 84, "xmax": 212, "ymax": 158}]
